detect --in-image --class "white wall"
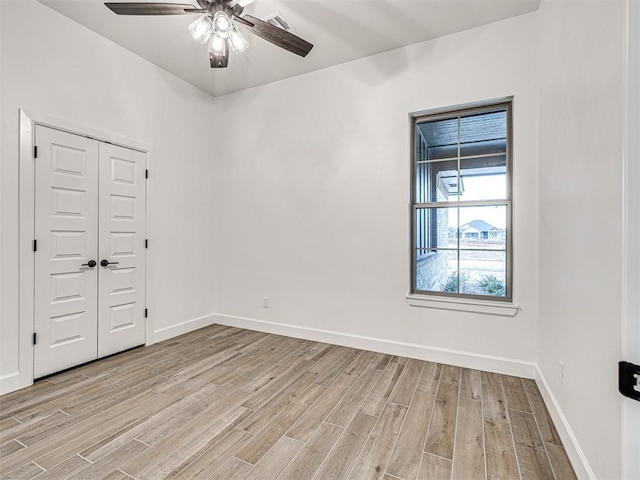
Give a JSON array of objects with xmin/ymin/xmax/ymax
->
[
  {"xmin": 2, "ymin": 2, "xmax": 633, "ymax": 476},
  {"xmin": 0, "ymin": 0, "xmax": 217, "ymax": 392},
  {"xmin": 210, "ymin": 13, "xmax": 539, "ymax": 370},
  {"xmin": 537, "ymin": 1, "xmax": 627, "ymax": 478}
]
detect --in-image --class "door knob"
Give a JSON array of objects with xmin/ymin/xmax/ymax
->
[
  {"xmin": 100, "ymin": 259, "xmax": 120, "ymax": 267},
  {"xmin": 81, "ymin": 260, "xmax": 97, "ymax": 268}
]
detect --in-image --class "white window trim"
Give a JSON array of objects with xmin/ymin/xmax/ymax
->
[
  {"xmin": 410, "ymin": 98, "xmax": 514, "ymax": 303},
  {"xmin": 406, "ymin": 294, "xmax": 519, "ymax": 317}
]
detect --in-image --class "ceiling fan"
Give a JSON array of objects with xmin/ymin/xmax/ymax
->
[{"xmin": 105, "ymin": 0, "xmax": 313, "ymax": 68}]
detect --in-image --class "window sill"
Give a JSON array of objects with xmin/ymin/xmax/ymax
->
[{"xmin": 406, "ymin": 294, "xmax": 519, "ymax": 317}]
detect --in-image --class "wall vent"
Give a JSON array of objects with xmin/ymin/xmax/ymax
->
[{"xmin": 262, "ymin": 12, "xmax": 294, "ymax": 32}]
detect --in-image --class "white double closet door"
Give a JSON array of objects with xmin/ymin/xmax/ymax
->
[{"xmin": 34, "ymin": 126, "xmax": 146, "ymax": 378}]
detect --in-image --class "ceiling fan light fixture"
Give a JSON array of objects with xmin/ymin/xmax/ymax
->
[
  {"xmin": 104, "ymin": 2, "xmax": 314, "ymax": 69},
  {"xmin": 209, "ymin": 33, "xmax": 227, "ymax": 56},
  {"xmin": 213, "ymin": 11, "xmax": 232, "ymax": 38},
  {"xmin": 188, "ymin": 15, "xmax": 213, "ymax": 44},
  {"xmin": 228, "ymin": 26, "xmax": 248, "ymax": 53}
]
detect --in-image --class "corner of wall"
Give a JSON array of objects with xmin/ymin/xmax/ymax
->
[
  {"xmin": 152, "ymin": 313, "xmax": 217, "ymax": 344},
  {"xmin": 534, "ymin": 366, "xmax": 596, "ymax": 480}
]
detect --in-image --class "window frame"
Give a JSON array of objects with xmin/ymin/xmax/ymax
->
[{"xmin": 410, "ymin": 100, "xmax": 513, "ymax": 302}]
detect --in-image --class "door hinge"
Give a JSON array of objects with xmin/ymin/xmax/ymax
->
[
  {"xmin": 33, "ymin": 239, "xmax": 37, "ymax": 252},
  {"xmin": 619, "ymin": 361, "xmax": 640, "ymax": 401},
  {"xmin": 33, "ymin": 332, "xmax": 37, "ymax": 345},
  {"xmin": 144, "ymin": 308, "xmax": 148, "ymax": 318},
  {"xmin": 145, "ymin": 239, "xmax": 148, "ymax": 249},
  {"xmin": 34, "ymin": 146, "xmax": 38, "ymax": 158},
  {"xmin": 145, "ymin": 169, "xmax": 148, "ymax": 179}
]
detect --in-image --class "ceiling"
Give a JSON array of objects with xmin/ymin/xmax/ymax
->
[{"xmin": 39, "ymin": 0, "xmax": 540, "ymax": 97}]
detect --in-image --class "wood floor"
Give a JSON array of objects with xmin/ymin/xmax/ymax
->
[{"xmin": 0, "ymin": 325, "xmax": 576, "ymax": 480}]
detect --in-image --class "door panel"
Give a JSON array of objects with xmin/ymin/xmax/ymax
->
[
  {"xmin": 34, "ymin": 126, "xmax": 99, "ymax": 378},
  {"xmin": 98, "ymin": 143, "xmax": 146, "ymax": 357}
]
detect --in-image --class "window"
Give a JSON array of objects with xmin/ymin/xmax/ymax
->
[{"xmin": 411, "ymin": 101, "xmax": 512, "ymax": 301}]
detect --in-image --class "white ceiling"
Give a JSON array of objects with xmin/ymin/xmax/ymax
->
[{"xmin": 39, "ymin": 0, "xmax": 540, "ymax": 97}]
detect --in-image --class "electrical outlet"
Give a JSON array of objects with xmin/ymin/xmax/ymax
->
[
  {"xmin": 558, "ymin": 361, "xmax": 564, "ymax": 384},
  {"xmin": 263, "ymin": 297, "xmax": 269, "ymax": 309}
]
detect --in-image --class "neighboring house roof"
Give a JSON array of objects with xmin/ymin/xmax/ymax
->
[{"xmin": 460, "ymin": 219, "xmax": 499, "ymax": 232}]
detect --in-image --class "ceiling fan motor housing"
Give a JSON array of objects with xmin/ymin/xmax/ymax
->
[{"xmin": 198, "ymin": 0, "xmax": 245, "ymax": 18}]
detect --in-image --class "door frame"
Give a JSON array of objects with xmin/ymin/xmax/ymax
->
[
  {"xmin": 623, "ymin": 1, "xmax": 640, "ymax": 477},
  {"xmin": 18, "ymin": 109, "xmax": 152, "ymax": 391}
]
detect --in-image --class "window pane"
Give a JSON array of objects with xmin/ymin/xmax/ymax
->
[
  {"xmin": 460, "ymin": 110, "xmax": 506, "ymax": 143},
  {"xmin": 460, "ymin": 110, "xmax": 507, "ymax": 159},
  {"xmin": 415, "ymin": 249, "xmax": 458, "ymax": 293},
  {"xmin": 417, "ymin": 117, "xmax": 459, "ymax": 162},
  {"xmin": 415, "ymin": 207, "xmax": 458, "ymax": 252},
  {"xmin": 458, "ymin": 205, "xmax": 507, "ymax": 250},
  {"xmin": 458, "ymin": 139, "xmax": 507, "ymax": 202},
  {"xmin": 460, "ymin": 141, "xmax": 506, "ymax": 159},
  {"xmin": 415, "ymin": 160, "xmax": 459, "ymax": 203},
  {"xmin": 457, "ymin": 172, "xmax": 507, "ymax": 202},
  {"xmin": 459, "ymin": 250, "xmax": 507, "ymax": 297}
]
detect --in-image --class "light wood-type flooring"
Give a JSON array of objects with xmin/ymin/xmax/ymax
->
[{"xmin": 0, "ymin": 325, "xmax": 577, "ymax": 480}]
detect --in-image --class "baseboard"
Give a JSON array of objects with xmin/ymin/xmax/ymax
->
[
  {"xmin": 534, "ymin": 366, "xmax": 595, "ymax": 480},
  {"xmin": 212, "ymin": 313, "xmax": 536, "ymax": 378},
  {"xmin": 152, "ymin": 313, "xmax": 217, "ymax": 344},
  {"xmin": 0, "ymin": 371, "xmax": 31, "ymax": 396}
]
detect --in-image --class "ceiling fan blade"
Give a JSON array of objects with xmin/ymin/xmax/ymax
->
[
  {"xmin": 232, "ymin": 15, "xmax": 254, "ymax": 27},
  {"xmin": 105, "ymin": 3, "xmax": 204, "ymax": 15},
  {"xmin": 241, "ymin": 15, "xmax": 313, "ymax": 57}
]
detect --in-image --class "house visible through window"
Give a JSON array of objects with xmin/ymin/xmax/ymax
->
[{"xmin": 411, "ymin": 101, "xmax": 512, "ymax": 300}]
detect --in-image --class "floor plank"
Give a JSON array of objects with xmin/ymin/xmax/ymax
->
[
  {"xmin": 286, "ymin": 374, "xmax": 354, "ymax": 442},
  {"xmin": 460, "ymin": 368, "xmax": 482, "ymax": 400},
  {"xmin": 168, "ymin": 428, "xmax": 253, "ymax": 480},
  {"xmin": 0, "ymin": 325, "xmax": 575, "ymax": 480},
  {"xmin": 419, "ymin": 453, "xmax": 453, "ymax": 480},
  {"xmin": 483, "ymin": 417, "xmax": 519, "ymax": 480},
  {"xmin": 67, "ymin": 439, "xmax": 148, "ymax": 480},
  {"xmin": 207, "ymin": 457, "xmax": 253, "ymax": 480},
  {"xmin": 424, "ymin": 382, "xmax": 459, "ymax": 460},
  {"xmin": 348, "ymin": 402, "xmax": 407, "ymax": 480},
  {"xmin": 388, "ymin": 359, "xmax": 424, "ymax": 406},
  {"xmin": 30, "ymin": 455, "xmax": 91, "ymax": 480},
  {"xmin": 279, "ymin": 423, "xmax": 344, "ymax": 480},
  {"xmin": 440, "ymin": 364, "xmax": 461, "ymax": 386},
  {"xmin": 545, "ymin": 442, "xmax": 578, "ymax": 480},
  {"xmin": 0, "ymin": 419, "xmax": 20, "ymax": 434},
  {"xmin": 509, "ymin": 409, "xmax": 555, "ymax": 480},
  {"xmin": 502, "ymin": 375, "xmax": 531, "ymax": 413},
  {"xmin": 0, "ymin": 440, "xmax": 24, "ymax": 458},
  {"xmin": 482, "ymin": 372, "xmax": 508, "ymax": 423},
  {"xmin": 386, "ymin": 391, "xmax": 435, "ymax": 479},
  {"xmin": 325, "ymin": 368, "xmax": 381, "ymax": 427},
  {"xmin": 522, "ymin": 379, "xmax": 563, "ymax": 446},
  {"xmin": 235, "ymin": 383, "xmax": 324, "ymax": 465},
  {"xmin": 0, "ymin": 461, "xmax": 44, "ymax": 480},
  {"xmin": 243, "ymin": 436, "xmax": 303, "ymax": 480},
  {"xmin": 451, "ymin": 398, "xmax": 485, "ymax": 480},
  {"xmin": 360, "ymin": 362, "xmax": 404, "ymax": 417},
  {"xmin": 417, "ymin": 362, "xmax": 441, "ymax": 395},
  {"xmin": 311, "ymin": 412, "xmax": 377, "ymax": 480}
]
